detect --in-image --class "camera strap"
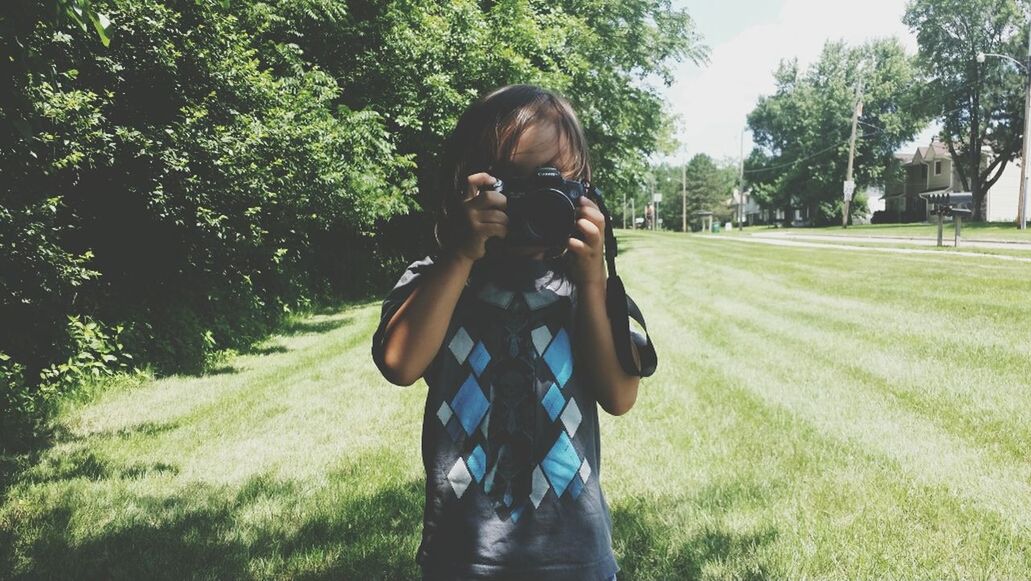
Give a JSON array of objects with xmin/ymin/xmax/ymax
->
[{"xmin": 583, "ymin": 183, "xmax": 658, "ymax": 378}]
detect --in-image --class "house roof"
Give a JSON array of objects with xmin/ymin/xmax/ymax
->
[
  {"xmin": 725, "ymin": 189, "xmax": 752, "ymax": 206},
  {"xmin": 910, "ymin": 141, "xmax": 951, "ymax": 166}
]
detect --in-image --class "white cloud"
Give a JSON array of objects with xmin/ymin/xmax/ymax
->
[{"xmin": 661, "ymin": 0, "xmax": 938, "ymax": 164}]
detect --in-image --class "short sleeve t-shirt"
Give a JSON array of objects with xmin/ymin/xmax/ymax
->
[{"xmin": 371, "ymin": 252, "xmax": 620, "ymax": 581}]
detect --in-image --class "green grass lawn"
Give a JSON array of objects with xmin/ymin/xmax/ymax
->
[
  {"xmin": 737, "ymin": 221, "xmax": 1031, "ymax": 242},
  {"xmin": 3, "ymin": 231, "xmax": 1031, "ymax": 579}
]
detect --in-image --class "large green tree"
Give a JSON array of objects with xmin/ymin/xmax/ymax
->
[
  {"xmin": 745, "ymin": 38, "xmax": 929, "ymax": 225},
  {"xmin": 648, "ymin": 155, "xmax": 736, "ymax": 231},
  {"xmin": 0, "ymin": 0, "xmax": 707, "ymax": 451},
  {"xmin": 903, "ymin": 0, "xmax": 1028, "ymax": 221},
  {"xmin": 240, "ymin": 0, "xmax": 707, "ymax": 217}
]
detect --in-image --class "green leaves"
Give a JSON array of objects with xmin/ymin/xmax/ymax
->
[
  {"xmin": 904, "ymin": 0, "xmax": 1026, "ymax": 218},
  {"xmin": 1, "ymin": 0, "xmax": 707, "ymax": 451},
  {"xmin": 746, "ymin": 39, "xmax": 930, "ymax": 225},
  {"xmin": 54, "ymin": 0, "xmax": 112, "ymax": 46}
]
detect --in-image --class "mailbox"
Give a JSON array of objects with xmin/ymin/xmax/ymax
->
[
  {"xmin": 923, "ymin": 192, "xmax": 973, "ymax": 206},
  {"xmin": 920, "ymin": 191, "xmax": 974, "ymax": 247}
]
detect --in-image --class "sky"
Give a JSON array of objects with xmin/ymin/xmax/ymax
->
[{"xmin": 657, "ymin": 0, "xmax": 939, "ymax": 165}]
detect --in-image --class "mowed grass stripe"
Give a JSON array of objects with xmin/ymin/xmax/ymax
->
[
  {"xmin": 621, "ymin": 233, "xmax": 1031, "ymax": 530},
  {"xmin": 54, "ymin": 308, "xmax": 421, "ymax": 485},
  {"xmin": 608, "ymin": 302, "xmax": 1027, "ymax": 579},
  {"xmin": 3, "ymin": 230, "xmax": 1030, "ymax": 579},
  {"xmin": 606, "ymin": 233, "xmax": 1030, "ymax": 577},
  {"xmin": 676, "ymin": 243, "xmax": 1031, "ymax": 463}
]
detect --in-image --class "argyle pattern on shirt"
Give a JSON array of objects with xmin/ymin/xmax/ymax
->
[{"xmin": 437, "ymin": 278, "xmax": 592, "ymax": 523}]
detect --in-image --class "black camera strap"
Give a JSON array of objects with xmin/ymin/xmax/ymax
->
[{"xmin": 583, "ymin": 183, "xmax": 658, "ymax": 378}]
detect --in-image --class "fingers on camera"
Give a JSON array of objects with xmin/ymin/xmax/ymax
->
[
  {"xmin": 468, "ymin": 189, "xmax": 506, "ymax": 210},
  {"xmin": 482, "ymin": 222, "xmax": 507, "ymax": 240},
  {"xmin": 466, "ymin": 173, "xmax": 500, "ymax": 194},
  {"xmin": 477, "ymin": 208, "xmax": 508, "ymax": 226}
]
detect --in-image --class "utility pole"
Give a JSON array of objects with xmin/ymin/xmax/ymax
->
[
  {"xmin": 843, "ymin": 81, "xmax": 864, "ymax": 228},
  {"xmin": 738, "ymin": 128, "xmax": 746, "ymax": 231},
  {"xmin": 1018, "ymin": 23, "xmax": 1031, "ymax": 230},
  {"xmin": 631, "ymin": 197, "xmax": 635, "ymax": 230},
  {"xmin": 682, "ymin": 162, "xmax": 687, "ymax": 232}
]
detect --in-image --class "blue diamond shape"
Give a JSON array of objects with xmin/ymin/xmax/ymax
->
[
  {"xmin": 467, "ymin": 444, "xmax": 486, "ymax": 483},
  {"xmin": 468, "ymin": 341, "xmax": 491, "ymax": 377},
  {"xmin": 451, "ymin": 374, "xmax": 489, "ymax": 436},
  {"xmin": 543, "ymin": 328, "xmax": 573, "ymax": 387},
  {"xmin": 541, "ymin": 431, "xmax": 580, "ymax": 497},
  {"xmin": 540, "ymin": 383, "xmax": 565, "ymax": 421},
  {"xmin": 568, "ymin": 474, "xmax": 585, "ymax": 499}
]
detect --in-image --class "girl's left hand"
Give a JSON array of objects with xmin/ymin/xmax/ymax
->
[{"xmin": 567, "ymin": 196, "xmax": 606, "ymax": 285}]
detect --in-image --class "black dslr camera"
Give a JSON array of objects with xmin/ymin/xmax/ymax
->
[{"xmin": 479, "ymin": 166, "xmax": 597, "ymax": 247}]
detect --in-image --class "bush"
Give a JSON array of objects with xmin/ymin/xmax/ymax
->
[
  {"xmin": 1, "ymin": 315, "xmax": 133, "ymax": 452},
  {"xmin": 1, "ymin": 0, "xmax": 704, "ymax": 454}
]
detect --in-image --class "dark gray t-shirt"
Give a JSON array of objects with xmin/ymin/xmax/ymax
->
[{"xmin": 371, "ymin": 253, "xmax": 622, "ymax": 580}]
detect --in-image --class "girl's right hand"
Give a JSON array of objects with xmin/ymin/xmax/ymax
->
[{"xmin": 453, "ymin": 172, "xmax": 508, "ymax": 262}]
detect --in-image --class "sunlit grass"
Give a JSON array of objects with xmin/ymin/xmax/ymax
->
[{"xmin": 2, "ymin": 230, "xmax": 1030, "ymax": 579}]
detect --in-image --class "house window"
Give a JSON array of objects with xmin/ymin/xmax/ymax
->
[{"xmin": 935, "ymin": 161, "xmax": 942, "ymax": 175}]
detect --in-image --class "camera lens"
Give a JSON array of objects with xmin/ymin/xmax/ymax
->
[{"xmin": 524, "ymin": 189, "xmax": 576, "ymax": 245}]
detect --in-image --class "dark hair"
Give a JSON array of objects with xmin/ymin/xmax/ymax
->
[{"xmin": 432, "ymin": 84, "xmax": 592, "ymax": 270}]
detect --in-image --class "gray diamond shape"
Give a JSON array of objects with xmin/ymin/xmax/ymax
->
[
  {"xmin": 449, "ymin": 327, "xmax": 474, "ymax": 364},
  {"xmin": 447, "ymin": 457, "xmax": 473, "ymax": 499},
  {"xmin": 478, "ymin": 282, "xmax": 516, "ymax": 309},
  {"xmin": 531, "ymin": 325, "xmax": 552, "ymax": 357},
  {"xmin": 437, "ymin": 401, "xmax": 453, "ymax": 427},
  {"xmin": 560, "ymin": 398, "xmax": 582, "ymax": 437},
  {"xmin": 530, "ymin": 465, "xmax": 550, "ymax": 508}
]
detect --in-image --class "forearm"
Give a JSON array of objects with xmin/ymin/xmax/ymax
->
[
  {"xmin": 380, "ymin": 250, "xmax": 474, "ymax": 385},
  {"xmin": 574, "ymin": 280, "xmax": 640, "ymax": 415}
]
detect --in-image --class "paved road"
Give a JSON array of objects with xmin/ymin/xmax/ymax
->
[
  {"xmin": 751, "ymin": 231, "xmax": 1031, "ymax": 251},
  {"xmin": 712, "ymin": 233, "xmax": 1031, "ymax": 263}
]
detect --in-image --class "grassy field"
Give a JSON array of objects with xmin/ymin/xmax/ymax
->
[
  {"xmin": 736, "ymin": 221, "xmax": 1031, "ymax": 242},
  {"xmin": 2, "ymin": 230, "xmax": 1031, "ymax": 580}
]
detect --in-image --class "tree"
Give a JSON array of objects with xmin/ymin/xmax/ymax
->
[
  {"xmin": 649, "ymin": 155, "xmax": 736, "ymax": 231},
  {"xmin": 745, "ymin": 39, "xmax": 930, "ymax": 225},
  {"xmin": 241, "ymin": 0, "xmax": 707, "ymax": 220},
  {"xmin": 904, "ymin": 0, "xmax": 1028, "ymax": 221}
]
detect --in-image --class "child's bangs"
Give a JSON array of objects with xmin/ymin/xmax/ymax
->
[{"xmin": 492, "ymin": 99, "xmax": 590, "ymax": 182}]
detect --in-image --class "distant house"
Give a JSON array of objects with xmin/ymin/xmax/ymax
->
[
  {"xmin": 744, "ymin": 195, "xmax": 811, "ymax": 227},
  {"xmin": 882, "ymin": 139, "xmax": 1023, "ymax": 223},
  {"xmin": 727, "ymin": 189, "xmax": 762, "ymax": 225}
]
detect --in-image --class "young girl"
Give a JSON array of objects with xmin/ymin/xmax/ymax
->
[{"xmin": 371, "ymin": 84, "xmax": 650, "ymax": 580}]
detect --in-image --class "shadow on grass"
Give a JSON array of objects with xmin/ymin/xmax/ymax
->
[
  {"xmin": 611, "ymin": 484, "xmax": 778, "ymax": 580},
  {"xmin": 279, "ymin": 315, "xmax": 353, "ymax": 337},
  {"xmin": 1, "ymin": 301, "xmax": 364, "ymax": 496},
  {"xmin": 1, "ymin": 452, "xmax": 423, "ymax": 580},
  {"xmin": 240, "ymin": 344, "xmax": 289, "ymax": 356}
]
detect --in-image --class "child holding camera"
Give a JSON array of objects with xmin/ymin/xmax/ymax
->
[{"xmin": 372, "ymin": 84, "xmax": 655, "ymax": 580}]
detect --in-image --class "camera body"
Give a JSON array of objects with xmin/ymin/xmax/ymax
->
[{"xmin": 480, "ymin": 166, "xmax": 594, "ymax": 247}]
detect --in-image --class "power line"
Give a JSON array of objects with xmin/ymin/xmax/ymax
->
[
  {"xmin": 743, "ymin": 74, "xmax": 1021, "ymax": 178},
  {"xmin": 746, "ymin": 100, "xmax": 990, "ymax": 176},
  {"xmin": 742, "ymin": 139, "xmax": 851, "ymax": 175}
]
